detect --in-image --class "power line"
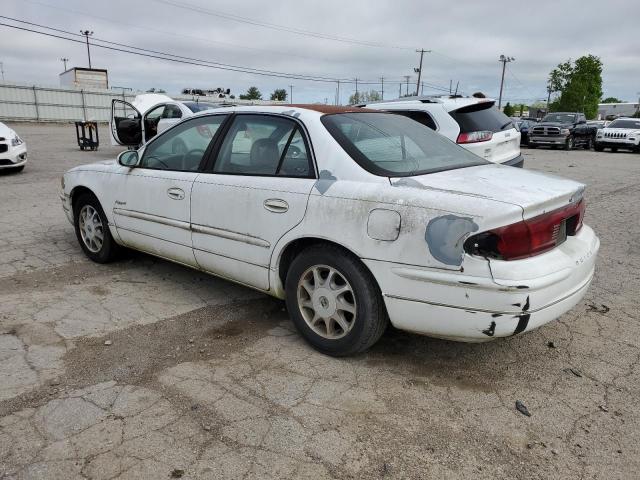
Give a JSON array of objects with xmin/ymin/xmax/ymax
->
[
  {"xmin": 152, "ymin": 0, "xmax": 416, "ymax": 51},
  {"xmin": 0, "ymin": 16, "xmax": 454, "ymax": 94},
  {"xmin": 0, "ymin": 18, "xmax": 346, "ymax": 83}
]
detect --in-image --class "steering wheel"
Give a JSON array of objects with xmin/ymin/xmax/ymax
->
[
  {"xmin": 181, "ymin": 149, "xmax": 206, "ymax": 170},
  {"xmin": 288, "ymin": 145, "xmax": 302, "ymax": 158},
  {"xmin": 172, "ymin": 138, "xmax": 188, "ymax": 155}
]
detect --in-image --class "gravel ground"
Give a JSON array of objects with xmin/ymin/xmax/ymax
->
[{"xmin": 1, "ymin": 122, "xmax": 639, "ymax": 480}]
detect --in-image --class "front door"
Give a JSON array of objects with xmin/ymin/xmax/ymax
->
[
  {"xmin": 111, "ymin": 99, "xmax": 143, "ymax": 147},
  {"xmin": 113, "ymin": 114, "xmax": 229, "ymax": 267},
  {"xmin": 191, "ymin": 114, "xmax": 316, "ymax": 290}
]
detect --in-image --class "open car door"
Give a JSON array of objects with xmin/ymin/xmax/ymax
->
[{"xmin": 110, "ymin": 99, "xmax": 143, "ymax": 147}]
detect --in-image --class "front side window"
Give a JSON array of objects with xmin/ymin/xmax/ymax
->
[
  {"xmin": 140, "ymin": 115, "xmax": 227, "ymax": 171},
  {"xmin": 213, "ymin": 115, "xmax": 312, "ymax": 177},
  {"xmin": 322, "ymin": 112, "xmax": 487, "ymax": 177}
]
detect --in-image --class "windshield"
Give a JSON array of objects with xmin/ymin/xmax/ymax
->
[
  {"xmin": 184, "ymin": 102, "xmax": 220, "ymax": 113},
  {"xmin": 607, "ymin": 119, "xmax": 640, "ymax": 129},
  {"xmin": 321, "ymin": 112, "xmax": 488, "ymax": 177},
  {"xmin": 542, "ymin": 113, "xmax": 577, "ymax": 123}
]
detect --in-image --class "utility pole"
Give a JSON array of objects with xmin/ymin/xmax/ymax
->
[
  {"xmin": 60, "ymin": 57, "xmax": 69, "ymax": 71},
  {"xmin": 421, "ymin": 82, "xmax": 424, "ymax": 96},
  {"xmin": 498, "ymin": 54, "xmax": 514, "ymax": 109},
  {"xmin": 414, "ymin": 49, "xmax": 430, "ymax": 96},
  {"xmin": 403, "ymin": 75, "xmax": 411, "ymax": 96},
  {"xmin": 399, "ymin": 83, "xmax": 402, "ymax": 98},
  {"xmin": 0, "ymin": 62, "xmax": 4, "ymax": 82},
  {"xmin": 80, "ymin": 30, "xmax": 94, "ymax": 68},
  {"xmin": 289, "ymin": 84, "xmax": 293, "ymax": 103},
  {"xmin": 336, "ymin": 80, "xmax": 340, "ymax": 105},
  {"xmin": 354, "ymin": 78, "xmax": 359, "ymax": 97},
  {"xmin": 380, "ymin": 77, "xmax": 384, "ymax": 100}
]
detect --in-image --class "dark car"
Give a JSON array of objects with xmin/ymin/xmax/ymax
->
[
  {"xmin": 528, "ymin": 112, "xmax": 597, "ymax": 150},
  {"xmin": 515, "ymin": 119, "xmax": 538, "ymax": 146}
]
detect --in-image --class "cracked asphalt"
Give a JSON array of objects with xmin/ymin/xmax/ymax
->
[{"xmin": 1, "ymin": 123, "xmax": 639, "ymax": 479}]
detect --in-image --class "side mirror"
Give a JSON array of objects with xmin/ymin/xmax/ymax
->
[{"xmin": 118, "ymin": 150, "xmax": 139, "ymax": 167}]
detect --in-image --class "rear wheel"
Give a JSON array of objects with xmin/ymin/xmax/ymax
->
[
  {"xmin": 285, "ymin": 245, "xmax": 388, "ymax": 356},
  {"xmin": 73, "ymin": 193, "xmax": 120, "ymax": 263}
]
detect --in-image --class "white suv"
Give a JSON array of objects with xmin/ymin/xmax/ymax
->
[
  {"xmin": 360, "ymin": 95, "xmax": 522, "ymax": 167},
  {"xmin": 595, "ymin": 117, "xmax": 640, "ymax": 153}
]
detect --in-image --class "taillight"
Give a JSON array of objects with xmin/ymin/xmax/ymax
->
[
  {"xmin": 465, "ymin": 199, "xmax": 585, "ymax": 260},
  {"xmin": 457, "ymin": 130, "xmax": 493, "ymax": 144}
]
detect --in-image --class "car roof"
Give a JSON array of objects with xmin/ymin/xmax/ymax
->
[
  {"xmin": 190, "ymin": 104, "xmax": 378, "ymax": 118},
  {"xmin": 359, "ymin": 95, "xmax": 496, "ymax": 112}
]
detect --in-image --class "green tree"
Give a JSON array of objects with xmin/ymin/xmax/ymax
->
[
  {"xmin": 348, "ymin": 89, "xmax": 381, "ymax": 105},
  {"xmin": 601, "ymin": 96, "xmax": 623, "ymax": 103},
  {"xmin": 548, "ymin": 55, "xmax": 603, "ymax": 119},
  {"xmin": 239, "ymin": 86, "xmax": 262, "ymax": 100},
  {"xmin": 503, "ymin": 102, "xmax": 515, "ymax": 116},
  {"xmin": 270, "ymin": 89, "xmax": 288, "ymax": 101}
]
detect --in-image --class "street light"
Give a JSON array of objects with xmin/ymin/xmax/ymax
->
[{"xmin": 80, "ymin": 30, "xmax": 94, "ymax": 68}]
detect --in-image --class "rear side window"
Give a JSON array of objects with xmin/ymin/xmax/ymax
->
[
  {"xmin": 322, "ymin": 112, "xmax": 487, "ymax": 177},
  {"xmin": 390, "ymin": 110, "xmax": 437, "ymax": 130},
  {"xmin": 449, "ymin": 103, "xmax": 513, "ymax": 133}
]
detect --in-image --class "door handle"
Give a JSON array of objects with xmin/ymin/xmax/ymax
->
[
  {"xmin": 167, "ymin": 187, "xmax": 185, "ymax": 200},
  {"xmin": 263, "ymin": 198, "xmax": 288, "ymax": 213}
]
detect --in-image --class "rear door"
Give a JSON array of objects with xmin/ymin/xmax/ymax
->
[{"xmin": 191, "ymin": 113, "xmax": 316, "ymax": 290}]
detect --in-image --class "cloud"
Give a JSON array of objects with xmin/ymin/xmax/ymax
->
[{"xmin": 1, "ymin": 0, "xmax": 637, "ymax": 104}]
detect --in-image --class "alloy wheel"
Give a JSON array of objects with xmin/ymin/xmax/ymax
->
[
  {"xmin": 297, "ymin": 265, "xmax": 357, "ymax": 340},
  {"xmin": 78, "ymin": 205, "xmax": 104, "ymax": 253}
]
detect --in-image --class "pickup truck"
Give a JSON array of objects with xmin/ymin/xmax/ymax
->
[{"xmin": 528, "ymin": 112, "xmax": 597, "ymax": 150}]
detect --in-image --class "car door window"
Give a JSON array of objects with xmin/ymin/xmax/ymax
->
[
  {"xmin": 214, "ymin": 115, "xmax": 312, "ymax": 177},
  {"xmin": 162, "ymin": 104, "xmax": 183, "ymax": 119},
  {"xmin": 141, "ymin": 115, "xmax": 227, "ymax": 171}
]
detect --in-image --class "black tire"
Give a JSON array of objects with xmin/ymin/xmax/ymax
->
[
  {"xmin": 12, "ymin": 165, "xmax": 25, "ymax": 173},
  {"xmin": 528, "ymin": 144, "xmax": 537, "ymax": 149},
  {"xmin": 73, "ymin": 193, "xmax": 120, "ymax": 263},
  {"xmin": 584, "ymin": 137, "xmax": 593, "ymax": 150},
  {"xmin": 564, "ymin": 136, "xmax": 574, "ymax": 150},
  {"xmin": 285, "ymin": 244, "xmax": 388, "ymax": 356},
  {"xmin": 611, "ymin": 147, "xmax": 618, "ymax": 153},
  {"xmin": 594, "ymin": 144, "xmax": 604, "ymax": 152}
]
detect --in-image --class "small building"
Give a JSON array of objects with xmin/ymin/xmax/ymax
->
[
  {"xmin": 59, "ymin": 68, "xmax": 109, "ymax": 90},
  {"xmin": 598, "ymin": 102, "xmax": 639, "ymax": 120}
]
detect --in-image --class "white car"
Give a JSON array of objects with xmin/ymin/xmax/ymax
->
[
  {"xmin": 595, "ymin": 117, "xmax": 640, "ymax": 153},
  {"xmin": 360, "ymin": 95, "xmax": 523, "ymax": 167},
  {"xmin": 0, "ymin": 122, "xmax": 27, "ymax": 172},
  {"xmin": 61, "ymin": 105, "xmax": 598, "ymax": 356},
  {"xmin": 110, "ymin": 93, "xmax": 223, "ymax": 148}
]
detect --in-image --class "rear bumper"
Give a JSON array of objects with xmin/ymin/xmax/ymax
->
[
  {"xmin": 501, "ymin": 154, "xmax": 524, "ymax": 168},
  {"xmin": 364, "ymin": 225, "xmax": 599, "ymax": 342}
]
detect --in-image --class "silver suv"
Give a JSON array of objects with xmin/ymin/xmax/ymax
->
[{"xmin": 359, "ymin": 95, "xmax": 522, "ymax": 167}]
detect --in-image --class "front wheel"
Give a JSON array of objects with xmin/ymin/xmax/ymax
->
[
  {"xmin": 73, "ymin": 193, "xmax": 120, "ymax": 263},
  {"xmin": 564, "ymin": 136, "xmax": 574, "ymax": 150},
  {"xmin": 285, "ymin": 245, "xmax": 388, "ymax": 356},
  {"xmin": 594, "ymin": 143, "xmax": 604, "ymax": 152}
]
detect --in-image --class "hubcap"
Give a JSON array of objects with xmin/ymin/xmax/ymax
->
[
  {"xmin": 78, "ymin": 205, "xmax": 104, "ymax": 253},
  {"xmin": 297, "ymin": 265, "xmax": 356, "ymax": 340}
]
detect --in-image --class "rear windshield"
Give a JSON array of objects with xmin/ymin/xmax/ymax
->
[
  {"xmin": 449, "ymin": 102, "xmax": 514, "ymax": 133},
  {"xmin": 607, "ymin": 119, "xmax": 640, "ymax": 129},
  {"xmin": 321, "ymin": 112, "xmax": 487, "ymax": 177}
]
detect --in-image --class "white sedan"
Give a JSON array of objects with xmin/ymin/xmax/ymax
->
[
  {"xmin": 61, "ymin": 105, "xmax": 599, "ymax": 356},
  {"xmin": 0, "ymin": 122, "xmax": 27, "ymax": 172}
]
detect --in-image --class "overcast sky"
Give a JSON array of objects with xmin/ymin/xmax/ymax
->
[{"xmin": 1, "ymin": 0, "xmax": 638, "ymax": 104}]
